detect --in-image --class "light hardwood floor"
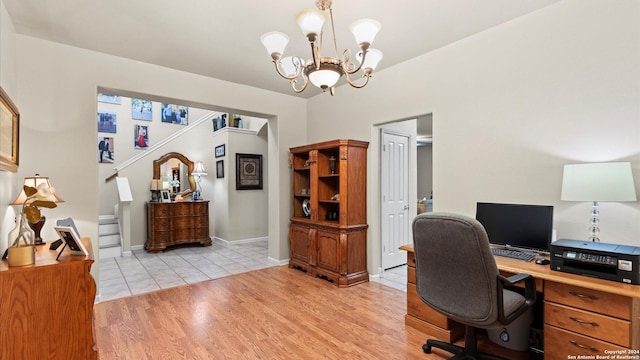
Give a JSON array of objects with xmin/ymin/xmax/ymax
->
[{"xmin": 94, "ymin": 266, "xmax": 527, "ymax": 359}]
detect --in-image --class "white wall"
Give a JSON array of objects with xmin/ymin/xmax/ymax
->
[
  {"xmin": 306, "ymin": 0, "xmax": 640, "ymax": 274},
  {"xmin": 211, "ymin": 127, "xmax": 268, "ymax": 243},
  {"xmin": 10, "ymin": 34, "xmax": 306, "ymax": 292},
  {"xmin": 0, "ymin": 0, "xmax": 19, "ymax": 255}
]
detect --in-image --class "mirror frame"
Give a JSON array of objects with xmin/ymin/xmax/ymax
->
[{"xmin": 153, "ymin": 152, "xmax": 196, "ymax": 199}]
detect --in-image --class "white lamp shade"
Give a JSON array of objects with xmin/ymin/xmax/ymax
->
[
  {"xmin": 309, "ymin": 69, "xmax": 341, "ymax": 89},
  {"xmin": 350, "ymin": 19, "xmax": 381, "ymax": 45},
  {"xmin": 356, "ymin": 48, "xmax": 383, "ymax": 71},
  {"xmin": 296, "ymin": 9, "xmax": 326, "ymax": 37},
  {"xmin": 260, "ymin": 31, "xmax": 289, "ymax": 56},
  {"xmin": 561, "ymin": 162, "xmax": 637, "ymax": 202},
  {"xmin": 279, "ymin": 56, "xmax": 304, "ymax": 77},
  {"xmin": 192, "ymin": 162, "xmax": 207, "ymax": 176}
]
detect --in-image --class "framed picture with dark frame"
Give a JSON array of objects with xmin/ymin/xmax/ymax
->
[
  {"xmin": 216, "ymin": 160, "xmax": 224, "ymax": 178},
  {"xmin": 236, "ymin": 153, "xmax": 263, "ymax": 190},
  {"xmin": 215, "ymin": 144, "xmax": 225, "ymax": 158},
  {"xmin": 0, "ymin": 86, "xmax": 20, "ymax": 172}
]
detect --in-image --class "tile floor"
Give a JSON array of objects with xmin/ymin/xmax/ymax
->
[{"xmin": 98, "ymin": 239, "xmax": 408, "ymax": 302}]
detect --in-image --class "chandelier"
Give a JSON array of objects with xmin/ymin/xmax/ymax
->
[{"xmin": 260, "ymin": 0, "xmax": 383, "ymax": 96}]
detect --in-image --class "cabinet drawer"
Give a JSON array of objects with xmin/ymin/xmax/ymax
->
[
  {"xmin": 544, "ymin": 302, "xmax": 630, "ymax": 347},
  {"xmin": 545, "ymin": 281, "xmax": 631, "ymax": 319},
  {"xmin": 544, "ymin": 324, "xmax": 627, "ymax": 360},
  {"xmin": 407, "ymin": 251, "xmax": 415, "ymax": 268},
  {"xmin": 407, "ymin": 266, "xmax": 416, "ymax": 285},
  {"xmin": 407, "ymin": 283, "xmax": 459, "ymax": 330}
]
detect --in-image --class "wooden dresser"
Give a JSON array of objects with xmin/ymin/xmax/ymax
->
[
  {"xmin": 146, "ymin": 201, "xmax": 211, "ymax": 252},
  {"xmin": 0, "ymin": 238, "xmax": 97, "ymax": 360}
]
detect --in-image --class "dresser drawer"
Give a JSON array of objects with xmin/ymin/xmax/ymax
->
[
  {"xmin": 407, "ymin": 266, "xmax": 416, "ymax": 285},
  {"xmin": 545, "ymin": 281, "xmax": 631, "ymax": 319},
  {"xmin": 544, "ymin": 302, "xmax": 630, "ymax": 347},
  {"xmin": 544, "ymin": 324, "xmax": 627, "ymax": 360}
]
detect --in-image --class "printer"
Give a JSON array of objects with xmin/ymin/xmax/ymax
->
[{"xmin": 550, "ymin": 239, "xmax": 640, "ymax": 285}]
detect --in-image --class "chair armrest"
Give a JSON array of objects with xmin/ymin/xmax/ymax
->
[{"xmin": 496, "ymin": 273, "xmax": 537, "ymax": 324}]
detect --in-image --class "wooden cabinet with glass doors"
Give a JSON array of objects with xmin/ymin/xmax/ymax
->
[{"xmin": 289, "ymin": 139, "xmax": 369, "ymax": 287}]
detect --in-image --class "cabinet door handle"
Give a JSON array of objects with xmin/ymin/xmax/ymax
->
[
  {"xmin": 569, "ymin": 340, "xmax": 598, "ymax": 352},
  {"xmin": 569, "ymin": 291, "xmax": 598, "ymax": 300},
  {"xmin": 569, "ymin": 316, "xmax": 599, "ymax": 327}
]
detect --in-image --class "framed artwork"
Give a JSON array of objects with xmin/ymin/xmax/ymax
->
[
  {"xmin": 0, "ymin": 86, "xmax": 19, "ymax": 172},
  {"xmin": 160, "ymin": 189, "xmax": 171, "ymax": 203},
  {"xmin": 161, "ymin": 103, "xmax": 188, "ymax": 125},
  {"xmin": 132, "ymin": 99, "xmax": 152, "ymax": 121},
  {"xmin": 134, "ymin": 125, "xmax": 149, "ymax": 149},
  {"xmin": 215, "ymin": 144, "xmax": 225, "ymax": 158},
  {"xmin": 98, "ymin": 136, "xmax": 114, "ymax": 163},
  {"xmin": 97, "ymin": 110, "xmax": 117, "ymax": 133},
  {"xmin": 236, "ymin": 153, "xmax": 263, "ymax": 190},
  {"xmin": 216, "ymin": 160, "xmax": 224, "ymax": 179},
  {"xmin": 97, "ymin": 93, "xmax": 122, "ymax": 104}
]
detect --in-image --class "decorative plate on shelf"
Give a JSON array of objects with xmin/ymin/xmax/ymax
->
[{"xmin": 302, "ymin": 199, "xmax": 311, "ymax": 217}]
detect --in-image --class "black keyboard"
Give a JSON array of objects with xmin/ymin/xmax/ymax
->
[{"xmin": 491, "ymin": 248, "xmax": 536, "ymax": 262}]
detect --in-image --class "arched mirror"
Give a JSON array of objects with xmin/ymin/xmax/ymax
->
[{"xmin": 153, "ymin": 152, "xmax": 196, "ymax": 198}]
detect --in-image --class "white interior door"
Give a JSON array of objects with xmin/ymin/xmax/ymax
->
[{"xmin": 381, "ymin": 130, "xmax": 410, "ymax": 270}]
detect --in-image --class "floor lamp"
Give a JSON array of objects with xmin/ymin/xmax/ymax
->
[
  {"xmin": 561, "ymin": 162, "xmax": 637, "ymax": 242},
  {"xmin": 11, "ymin": 174, "xmax": 64, "ymax": 245}
]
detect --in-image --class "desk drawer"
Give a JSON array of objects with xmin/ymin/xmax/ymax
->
[
  {"xmin": 543, "ymin": 324, "xmax": 627, "ymax": 360},
  {"xmin": 544, "ymin": 302, "xmax": 630, "ymax": 347},
  {"xmin": 406, "ymin": 283, "xmax": 459, "ymax": 330},
  {"xmin": 545, "ymin": 281, "xmax": 631, "ymax": 319}
]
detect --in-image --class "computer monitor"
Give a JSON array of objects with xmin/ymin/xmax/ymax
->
[{"xmin": 475, "ymin": 202, "xmax": 554, "ymax": 254}]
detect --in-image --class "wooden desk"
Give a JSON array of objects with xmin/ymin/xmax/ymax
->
[
  {"xmin": 400, "ymin": 245, "xmax": 640, "ymax": 360},
  {"xmin": 0, "ymin": 238, "xmax": 97, "ymax": 360}
]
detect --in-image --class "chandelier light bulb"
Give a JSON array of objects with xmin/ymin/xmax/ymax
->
[
  {"xmin": 296, "ymin": 9, "xmax": 326, "ymax": 38},
  {"xmin": 280, "ymin": 56, "xmax": 304, "ymax": 77},
  {"xmin": 350, "ymin": 19, "xmax": 381, "ymax": 48},
  {"xmin": 309, "ymin": 69, "xmax": 340, "ymax": 89},
  {"xmin": 260, "ymin": 32, "xmax": 289, "ymax": 59},
  {"xmin": 356, "ymin": 48, "xmax": 383, "ymax": 71}
]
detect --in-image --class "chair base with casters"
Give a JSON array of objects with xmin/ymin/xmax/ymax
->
[{"xmin": 423, "ymin": 326, "xmax": 510, "ymax": 360}]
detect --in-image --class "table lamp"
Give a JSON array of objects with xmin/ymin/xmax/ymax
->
[
  {"xmin": 561, "ymin": 162, "xmax": 637, "ymax": 242},
  {"xmin": 192, "ymin": 161, "xmax": 207, "ymax": 200},
  {"xmin": 11, "ymin": 174, "xmax": 64, "ymax": 245}
]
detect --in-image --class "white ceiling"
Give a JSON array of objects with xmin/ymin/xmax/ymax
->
[{"xmin": 4, "ymin": 0, "xmax": 559, "ymax": 98}]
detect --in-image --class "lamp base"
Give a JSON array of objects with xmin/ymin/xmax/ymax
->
[{"xmin": 28, "ymin": 216, "xmax": 45, "ymax": 245}]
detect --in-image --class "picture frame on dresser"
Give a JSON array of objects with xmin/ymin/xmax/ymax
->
[
  {"xmin": 160, "ymin": 189, "xmax": 171, "ymax": 202},
  {"xmin": 0, "ymin": 86, "xmax": 20, "ymax": 172},
  {"xmin": 54, "ymin": 225, "xmax": 89, "ymax": 257}
]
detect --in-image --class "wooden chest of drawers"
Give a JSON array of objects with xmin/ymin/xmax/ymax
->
[
  {"xmin": 543, "ymin": 281, "xmax": 637, "ymax": 360},
  {"xmin": 146, "ymin": 201, "xmax": 211, "ymax": 252}
]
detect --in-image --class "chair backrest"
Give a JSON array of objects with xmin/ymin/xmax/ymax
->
[{"xmin": 412, "ymin": 212, "xmax": 500, "ymax": 327}]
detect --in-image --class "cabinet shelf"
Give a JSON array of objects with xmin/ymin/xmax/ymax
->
[{"xmin": 289, "ymin": 139, "xmax": 369, "ymax": 287}]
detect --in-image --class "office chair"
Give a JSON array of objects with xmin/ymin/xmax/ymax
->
[{"xmin": 412, "ymin": 212, "xmax": 536, "ymax": 360}]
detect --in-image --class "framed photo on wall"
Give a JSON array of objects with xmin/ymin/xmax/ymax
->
[
  {"xmin": 215, "ymin": 144, "xmax": 225, "ymax": 158},
  {"xmin": 216, "ymin": 160, "xmax": 224, "ymax": 178},
  {"xmin": 236, "ymin": 153, "xmax": 263, "ymax": 190},
  {"xmin": 132, "ymin": 99, "xmax": 152, "ymax": 121},
  {"xmin": 0, "ymin": 86, "xmax": 19, "ymax": 172}
]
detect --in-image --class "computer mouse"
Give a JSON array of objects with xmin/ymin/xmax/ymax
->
[{"xmin": 535, "ymin": 258, "xmax": 550, "ymax": 265}]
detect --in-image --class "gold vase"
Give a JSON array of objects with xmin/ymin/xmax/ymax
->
[{"xmin": 7, "ymin": 213, "xmax": 36, "ymax": 267}]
